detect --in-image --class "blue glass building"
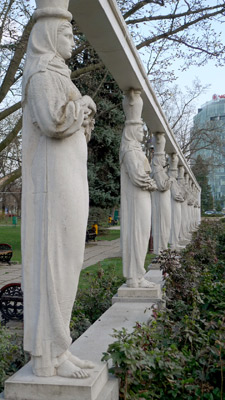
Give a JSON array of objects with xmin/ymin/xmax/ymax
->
[{"xmin": 193, "ymin": 95, "xmax": 225, "ymax": 207}]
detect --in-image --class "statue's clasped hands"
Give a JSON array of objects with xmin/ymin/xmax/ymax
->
[{"xmin": 80, "ymin": 95, "xmax": 96, "ymax": 128}]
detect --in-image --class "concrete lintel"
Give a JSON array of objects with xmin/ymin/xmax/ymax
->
[{"xmin": 69, "ymin": 0, "xmax": 200, "ymax": 189}]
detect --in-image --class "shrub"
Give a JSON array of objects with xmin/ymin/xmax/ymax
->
[
  {"xmin": 103, "ymin": 220, "xmax": 225, "ymax": 399},
  {"xmin": 70, "ymin": 267, "xmax": 125, "ymax": 340},
  {"xmin": 0, "ymin": 325, "xmax": 26, "ymax": 392}
]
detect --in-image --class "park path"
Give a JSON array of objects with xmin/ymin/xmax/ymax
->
[{"xmin": 0, "ymin": 238, "xmax": 121, "ymax": 288}]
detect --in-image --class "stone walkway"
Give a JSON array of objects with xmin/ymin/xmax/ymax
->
[{"xmin": 0, "ymin": 238, "xmax": 121, "ymax": 288}]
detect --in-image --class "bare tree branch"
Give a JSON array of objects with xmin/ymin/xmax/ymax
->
[
  {"xmin": 123, "ymin": 0, "xmax": 164, "ymax": 20},
  {"xmin": 92, "ymin": 69, "xmax": 108, "ymax": 100},
  {"xmin": 0, "ymin": 17, "xmax": 33, "ymax": 104},
  {"xmin": 71, "ymin": 42, "xmax": 89, "ymax": 58},
  {"xmin": 0, "ymin": 0, "xmax": 15, "ymax": 43},
  {"xmin": 0, "ymin": 117, "xmax": 22, "ymax": 152},
  {"xmin": 126, "ymin": 3, "xmax": 225, "ymax": 24},
  {"xmin": 0, "ymin": 167, "xmax": 21, "ymax": 190},
  {"xmin": 0, "ymin": 101, "xmax": 21, "ymax": 122},
  {"xmin": 167, "ymin": 36, "xmax": 221, "ymax": 57},
  {"xmin": 136, "ymin": 8, "xmax": 225, "ymax": 50},
  {"xmin": 71, "ymin": 62, "xmax": 104, "ymax": 80}
]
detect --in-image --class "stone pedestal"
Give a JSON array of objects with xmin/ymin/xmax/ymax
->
[
  {"xmin": 112, "ymin": 279, "xmax": 161, "ymax": 304},
  {"xmin": 147, "ymin": 262, "xmax": 161, "ymax": 270},
  {"xmin": 4, "ymin": 362, "xmax": 108, "ymax": 400},
  {"xmin": 2, "ymin": 302, "xmax": 154, "ymax": 400},
  {"xmin": 118, "ymin": 283, "xmax": 160, "ymax": 298}
]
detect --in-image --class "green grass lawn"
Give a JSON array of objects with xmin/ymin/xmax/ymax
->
[
  {"xmin": 0, "ymin": 225, "xmax": 21, "ymax": 263},
  {"xmin": 78, "ymin": 252, "xmax": 156, "ymax": 291},
  {"xmin": 0, "ymin": 226, "xmax": 121, "ymax": 264},
  {"xmin": 96, "ymin": 229, "xmax": 120, "ymax": 241},
  {"xmin": 0, "ymin": 225, "xmax": 156, "ymax": 280}
]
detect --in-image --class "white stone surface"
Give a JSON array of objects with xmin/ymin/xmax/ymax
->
[
  {"xmin": 120, "ymin": 90, "xmax": 157, "ymax": 288},
  {"xmin": 148, "ymin": 262, "xmax": 161, "ymax": 270},
  {"xmin": 178, "ymin": 166, "xmax": 190, "ymax": 241},
  {"xmin": 21, "ymin": 0, "xmax": 96, "ymax": 378},
  {"xmin": 168, "ymin": 154, "xmax": 184, "ymax": 250},
  {"xmin": 4, "ymin": 301, "xmax": 153, "ymax": 400},
  {"xmin": 117, "ymin": 283, "xmax": 161, "ymax": 298},
  {"xmin": 97, "ymin": 377, "xmax": 119, "ymax": 400},
  {"xmin": 145, "ymin": 269, "xmax": 164, "ymax": 286},
  {"xmin": 2, "ymin": 378, "xmax": 119, "ymax": 400},
  {"xmin": 68, "ymin": 0, "xmax": 200, "ymax": 189},
  {"xmin": 5, "ymin": 363, "xmax": 107, "ymax": 400},
  {"xmin": 151, "ymin": 133, "xmax": 172, "ymax": 255}
]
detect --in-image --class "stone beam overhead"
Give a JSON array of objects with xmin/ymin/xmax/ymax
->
[{"xmin": 69, "ymin": 0, "xmax": 200, "ymax": 189}]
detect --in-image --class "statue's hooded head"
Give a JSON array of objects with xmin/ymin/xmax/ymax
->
[{"xmin": 22, "ymin": 0, "xmax": 73, "ymax": 104}]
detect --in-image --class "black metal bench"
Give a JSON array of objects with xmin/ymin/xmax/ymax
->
[
  {"xmin": 0, "ymin": 283, "xmax": 23, "ymax": 323},
  {"xmin": 86, "ymin": 228, "xmax": 97, "ymax": 242},
  {"xmin": 0, "ymin": 243, "xmax": 13, "ymax": 265}
]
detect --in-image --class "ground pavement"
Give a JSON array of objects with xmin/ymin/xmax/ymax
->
[{"xmin": 0, "ymin": 236, "xmax": 121, "ymax": 289}]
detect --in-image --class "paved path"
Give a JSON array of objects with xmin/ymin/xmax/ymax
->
[{"xmin": 0, "ymin": 239, "xmax": 121, "ymax": 288}]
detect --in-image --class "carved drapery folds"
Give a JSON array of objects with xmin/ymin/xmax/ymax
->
[
  {"xmin": 120, "ymin": 89, "xmax": 156, "ymax": 288},
  {"xmin": 151, "ymin": 132, "xmax": 171, "ymax": 255},
  {"xmin": 22, "ymin": 0, "xmax": 96, "ymax": 379},
  {"xmin": 120, "ymin": 94, "xmax": 201, "ymax": 258}
]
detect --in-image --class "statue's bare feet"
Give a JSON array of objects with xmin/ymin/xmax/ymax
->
[
  {"xmin": 68, "ymin": 353, "xmax": 95, "ymax": 369},
  {"xmin": 57, "ymin": 360, "xmax": 89, "ymax": 379},
  {"xmin": 126, "ymin": 279, "xmax": 138, "ymax": 288},
  {"xmin": 139, "ymin": 278, "xmax": 155, "ymax": 288}
]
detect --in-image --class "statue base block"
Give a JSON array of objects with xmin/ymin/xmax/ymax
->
[
  {"xmin": 112, "ymin": 283, "xmax": 161, "ymax": 303},
  {"xmin": 147, "ymin": 262, "xmax": 161, "ymax": 270},
  {"xmin": 2, "ymin": 301, "xmax": 153, "ymax": 400},
  {"xmin": 4, "ymin": 361, "xmax": 108, "ymax": 400}
]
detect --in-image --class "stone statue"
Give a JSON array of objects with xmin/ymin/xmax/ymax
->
[
  {"xmin": 151, "ymin": 133, "xmax": 172, "ymax": 255},
  {"xmin": 187, "ymin": 178, "xmax": 195, "ymax": 232},
  {"xmin": 168, "ymin": 154, "xmax": 184, "ymax": 250},
  {"xmin": 21, "ymin": 0, "xmax": 96, "ymax": 378},
  {"xmin": 190, "ymin": 181, "xmax": 197, "ymax": 231},
  {"xmin": 184, "ymin": 173, "xmax": 193, "ymax": 237},
  {"xmin": 177, "ymin": 166, "xmax": 190, "ymax": 242},
  {"xmin": 120, "ymin": 89, "xmax": 157, "ymax": 288},
  {"xmin": 193, "ymin": 186, "xmax": 200, "ymax": 228}
]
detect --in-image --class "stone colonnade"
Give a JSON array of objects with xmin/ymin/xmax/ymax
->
[
  {"xmin": 68, "ymin": 0, "xmax": 201, "ymax": 260},
  {"xmin": 121, "ymin": 90, "xmax": 201, "ymax": 265}
]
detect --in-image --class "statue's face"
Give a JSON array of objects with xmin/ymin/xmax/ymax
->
[
  {"xmin": 155, "ymin": 133, "xmax": 161, "ymax": 144},
  {"xmin": 57, "ymin": 24, "xmax": 74, "ymax": 60},
  {"xmin": 136, "ymin": 125, "xmax": 144, "ymax": 143},
  {"xmin": 161, "ymin": 154, "xmax": 166, "ymax": 166}
]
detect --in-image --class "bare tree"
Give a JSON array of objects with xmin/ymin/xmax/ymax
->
[{"xmin": 1, "ymin": 0, "xmax": 225, "ymax": 188}]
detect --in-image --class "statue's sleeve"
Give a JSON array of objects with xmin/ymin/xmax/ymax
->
[
  {"xmin": 154, "ymin": 171, "xmax": 171, "ymax": 192},
  {"xmin": 123, "ymin": 151, "xmax": 151, "ymax": 188},
  {"xmin": 28, "ymin": 71, "xmax": 84, "ymax": 139},
  {"xmin": 171, "ymin": 179, "xmax": 184, "ymax": 201}
]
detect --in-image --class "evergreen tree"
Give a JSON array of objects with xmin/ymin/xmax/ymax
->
[{"xmin": 71, "ymin": 45, "xmax": 124, "ymax": 207}]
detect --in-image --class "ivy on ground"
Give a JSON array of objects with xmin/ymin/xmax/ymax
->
[
  {"xmin": 102, "ymin": 219, "xmax": 225, "ymax": 400},
  {"xmin": 0, "ymin": 326, "xmax": 25, "ymax": 392},
  {"xmin": 70, "ymin": 267, "xmax": 125, "ymax": 340}
]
